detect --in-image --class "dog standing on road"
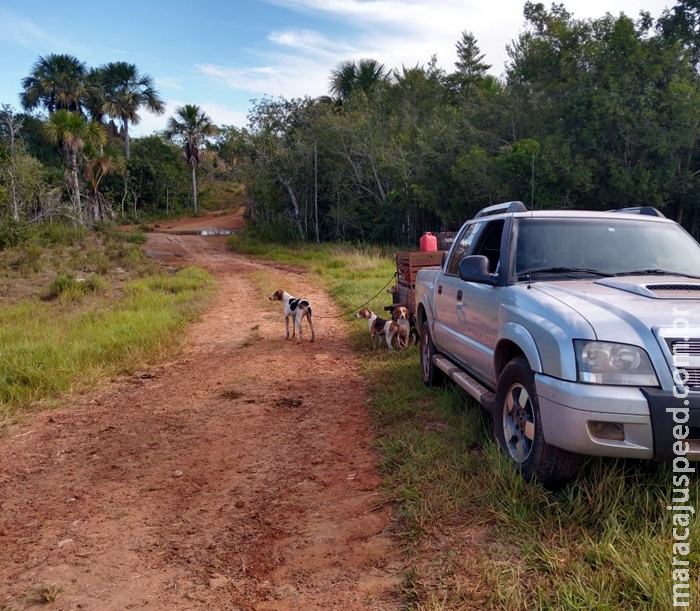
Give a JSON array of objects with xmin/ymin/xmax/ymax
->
[
  {"xmin": 355, "ymin": 307, "xmax": 399, "ymax": 351},
  {"xmin": 269, "ymin": 289, "xmax": 315, "ymax": 343}
]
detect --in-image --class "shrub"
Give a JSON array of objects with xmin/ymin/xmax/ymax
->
[
  {"xmin": 44, "ymin": 273, "xmax": 108, "ymax": 301},
  {"xmin": 35, "ymin": 223, "xmax": 88, "ymax": 247},
  {"xmin": 0, "ymin": 219, "xmax": 31, "ymax": 251}
]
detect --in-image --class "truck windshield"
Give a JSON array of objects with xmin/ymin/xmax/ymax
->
[{"xmin": 515, "ymin": 217, "xmax": 700, "ymax": 279}]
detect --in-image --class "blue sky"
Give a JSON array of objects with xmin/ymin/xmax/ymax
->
[{"xmin": 0, "ymin": 0, "xmax": 673, "ymax": 137}]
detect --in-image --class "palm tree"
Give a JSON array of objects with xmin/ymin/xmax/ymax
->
[
  {"xmin": 329, "ymin": 58, "xmax": 390, "ymax": 102},
  {"xmin": 84, "ymin": 150, "xmax": 122, "ymax": 223},
  {"xmin": 164, "ymin": 104, "xmax": 217, "ymax": 215},
  {"xmin": 42, "ymin": 110, "xmax": 106, "ymax": 221},
  {"xmin": 83, "ymin": 67, "xmax": 108, "ymax": 125},
  {"xmin": 21, "ymin": 53, "xmax": 87, "ymax": 115},
  {"xmin": 100, "ymin": 62, "xmax": 165, "ymax": 160}
]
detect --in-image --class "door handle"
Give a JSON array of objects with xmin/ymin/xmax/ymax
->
[
  {"xmin": 438, "ymin": 285, "xmax": 442, "ymax": 295},
  {"xmin": 456, "ymin": 290, "xmax": 463, "ymax": 300}
]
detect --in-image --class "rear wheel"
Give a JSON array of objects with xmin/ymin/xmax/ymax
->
[
  {"xmin": 420, "ymin": 321, "xmax": 446, "ymax": 387},
  {"xmin": 494, "ymin": 357, "xmax": 580, "ymax": 489}
]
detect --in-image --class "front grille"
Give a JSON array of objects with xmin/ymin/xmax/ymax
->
[
  {"xmin": 684, "ymin": 369, "xmax": 700, "ymax": 388},
  {"xmin": 672, "ymin": 341, "xmax": 700, "ymax": 356},
  {"xmin": 668, "ymin": 340, "xmax": 700, "ymax": 388}
]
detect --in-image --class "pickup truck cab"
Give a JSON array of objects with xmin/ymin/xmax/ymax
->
[{"xmin": 415, "ymin": 201, "xmax": 700, "ymax": 487}]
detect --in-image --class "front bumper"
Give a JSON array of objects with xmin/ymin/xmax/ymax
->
[{"xmin": 536, "ymin": 374, "xmax": 700, "ymax": 460}]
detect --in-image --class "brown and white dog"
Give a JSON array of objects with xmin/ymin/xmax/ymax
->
[
  {"xmin": 268, "ymin": 289, "xmax": 315, "ymax": 343},
  {"xmin": 391, "ymin": 305, "xmax": 412, "ymax": 348},
  {"xmin": 355, "ymin": 307, "xmax": 399, "ymax": 351}
]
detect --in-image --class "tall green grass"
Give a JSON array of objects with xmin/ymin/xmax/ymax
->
[
  {"xmin": 230, "ymin": 236, "xmax": 700, "ymax": 610},
  {"xmin": 0, "ymin": 267, "xmax": 214, "ymax": 418}
]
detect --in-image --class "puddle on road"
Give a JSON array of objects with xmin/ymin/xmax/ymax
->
[{"xmin": 162, "ymin": 229, "xmax": 236, "ymax": 236}]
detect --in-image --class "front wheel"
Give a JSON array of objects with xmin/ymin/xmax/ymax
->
[
  {"xmin": 420, "ymin": 321, "xmax": 445, "ymax": 387},
  {"xmin": 494, "ymin": 356, "xmax": 580, "ymax": 489}
]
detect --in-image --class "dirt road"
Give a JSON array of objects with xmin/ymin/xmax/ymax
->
[{"xmin": 0, "ymin": 211, "xmax": 403, "ymax": 610}]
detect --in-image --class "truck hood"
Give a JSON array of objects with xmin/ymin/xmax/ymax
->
[{"xmin": 531, "ymin": 275, "xmax": 700, "ymax": 339}]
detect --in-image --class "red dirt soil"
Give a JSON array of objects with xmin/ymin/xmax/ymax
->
[{"xmin": 0, "ymin": 209, "xmax": 404, "ymax": 610}]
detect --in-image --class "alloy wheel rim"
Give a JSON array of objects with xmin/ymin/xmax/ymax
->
[{"xmin": 502, "ymin": 383, "xmax": 536, "ymax": 464}]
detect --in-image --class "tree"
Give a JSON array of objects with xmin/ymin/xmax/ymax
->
[
  {"xmin": 100, "ymin": 62, "xmax": 165, "ymax": 160},
  {"xmin": 244, "ymin": 97, "xmax": 315, "ymax": 240},
  {"xmin": 84, "ymin": 148, "xmax": 122, "ymax": 223},
  {"xmin": 503, "ymin": 3, "xmax": 700, "ymax": 215},
  {"xmin": 121, "ymin": 136, "xmax": 191, "ymax": 216},
  {"xmin": 657, "ymin": 0, "xmax": 700, "ymax": 64},
  {"xmin": 21, "ymin": 54, "xmax": 87, "ymax": 115},
  {"xmin": 165, "ymin": 104, "xmax": 217, "ymax": 215},
  {"xmin": 329, "ymin": 58, "xmax": 391, "ymax": 102},
  {"xmin": 0, "ymin": 105, "xmax": 26, "ymax": 219},
  {"xmin": 0, "ymin": 107, "xmax": 50, "ymax": 222},
  {"xmin": 42, "ymin": 110, "xmax": 106, "ymax": 222},
  {"xmin": 448, "ymin": 31, "xmax": 492, "ymax": 103}
]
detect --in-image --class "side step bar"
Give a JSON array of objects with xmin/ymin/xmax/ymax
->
[{"xmin": 434, "ymin": 355, "xmax": 496, "ymax": 413}]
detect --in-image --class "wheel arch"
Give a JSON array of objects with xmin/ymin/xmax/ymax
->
[
  {"xmin": 495, "ymin": 323, "xmax": 542, "ymax": 378},
  {"xmin": 416, "ymin": 299, "xmax": 433, "ymax": 333}
]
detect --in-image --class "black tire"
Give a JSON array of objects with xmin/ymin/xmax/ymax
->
[
  {"xmin": 494, "ymin": 356, "xmax": 581, "ymax": 489},
  {"xmin": 420, "ymin": 321, "xmax": 446, "ymax": 387}
]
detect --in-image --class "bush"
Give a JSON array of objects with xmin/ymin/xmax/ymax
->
[
  {"xmin": 44, "ymin": 273, "xmax": 108, "ymax": 301},
  {"xmin": 0, "ymin": 219, "xmax": 31, "ymax": 250},
  {"xmin": 35, "ymin": 223, "xmax": 88, "ymax": 247}
]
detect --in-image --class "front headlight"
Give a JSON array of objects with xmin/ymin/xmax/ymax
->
[{"xmin": 574, "ymin": 340, "xmax": 659, "ymax": 386}]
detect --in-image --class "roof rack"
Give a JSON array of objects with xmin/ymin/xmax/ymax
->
[
  {"xmin": 474, "ymin": 201, "xmax": 528, "ymax": 219},
  {"xmin": 607, "ymin": 206, "xmax": 665, "ymax": 218}
]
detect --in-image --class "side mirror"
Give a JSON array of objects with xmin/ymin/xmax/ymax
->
[{"xmin": 458, "ymin": 255, "xmax": 496, "ymax": 284}]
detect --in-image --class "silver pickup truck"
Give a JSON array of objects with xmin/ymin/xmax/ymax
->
[{"xmin": 415, "ymin": 201, "xmax": 700, "ymax": 487}]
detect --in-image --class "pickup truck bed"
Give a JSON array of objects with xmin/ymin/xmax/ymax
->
[{"xmin": 390, "ymin": 251, "xmax": 444, "ymax": 316}]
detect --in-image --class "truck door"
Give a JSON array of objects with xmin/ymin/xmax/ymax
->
[
  {"xmin": 434, "ymin": 219, "xmax": 503, "ymax": 384},
  {"xmin": 433, "ymin": 221, "xmax": 480, "ymax": 356}
]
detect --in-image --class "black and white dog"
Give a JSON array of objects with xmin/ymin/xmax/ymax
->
[{"xmin": 268, "ymin": 289, "xmax": 315, "ymax": 343}]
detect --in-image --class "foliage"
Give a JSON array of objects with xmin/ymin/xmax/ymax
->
[
  {"xmin": 98, "ymin": 61, "xmax": 165, "ymax": 160},
  {"xmin": 5, "ymin": 4, "xmax": 700, "ymax": 240},
  {"xmin": 329, "ymin": 58, "xmax": 392, "ymax": 102},
  {"xmin": 44, "ymin": 273, "xmax": 109, "ymax": 300},
  {"xmin": 114, "ymin": 136, "xmax": 190, "ymax": 217},
  {"xmin": 20, "ymin": 54, "xmax": 87, "ymax": 115},
  {"xmin": 208, "ymin": 3, "xmax": 700, "ymax": 241},
  {"xmin": 0, "ymin": 219, "xmax": 31, "ymax": 250}
]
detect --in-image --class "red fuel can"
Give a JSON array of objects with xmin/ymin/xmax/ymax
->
[{"xmin": 419, "ymin": 231, "xmax": 438, "ymax": 252}]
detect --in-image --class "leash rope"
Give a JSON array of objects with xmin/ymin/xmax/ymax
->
[{"xmin": 314, "ymin": 272, "xmax": 398, "ymax": 319}]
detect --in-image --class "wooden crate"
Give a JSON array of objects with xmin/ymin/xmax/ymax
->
[{"xmin": 393, "ymin": 251, "xmax": 445, "ymax": 314}]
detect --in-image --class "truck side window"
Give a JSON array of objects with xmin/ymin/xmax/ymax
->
[
  {"xmin": 445, "ymin": 224, "xmax": 479, "ymax": 275},
  {"xmin": 472, "ymin": 220, "xmax": 504, "ymax": 273}
]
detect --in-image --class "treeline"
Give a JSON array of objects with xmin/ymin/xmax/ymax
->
[
  {"xmin": 2, "ymin": 2, "xmax": 700, "ymax": 246},
  {"xmin": 211, "ymin": 1, "xmax": 700, "ymax": 245},
  {"xmin": 0, "ymin": 56, "xmax": 220, "ymax": 228}
]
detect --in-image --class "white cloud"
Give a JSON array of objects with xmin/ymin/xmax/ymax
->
[
  {"xmin": 155, "ymin": 0, "xmax": 674, "ymax": 133},
  {"xmin": 0, "ymin": 11, "xmax": 53, "ymax": 48},
  {"xmin": 155, "ymin": 76, "xmax": 183, "ymax": 91},
  {"xmin": 267, "ymin": 29, "xmax": 339, "ymax": 56},
  {"xmin": 196, "ymin": 56, "xmax": 332, "ymax": 100},
  {"xmin": 261, "ymin": 0, "xmax": 671, "ymax": 81}
]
